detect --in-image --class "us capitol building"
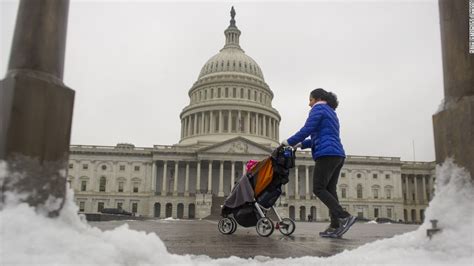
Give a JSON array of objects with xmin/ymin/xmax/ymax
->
[{"xmin": 68, "ymin": 8, "xmax": 435, "ymax": 224}]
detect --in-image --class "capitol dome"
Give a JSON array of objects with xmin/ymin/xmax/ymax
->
[
  {"xmin": 198, "ymin": 48, "xmax": 265, "ymax": 81},
  {"xmin": 178, "ymin": 7, "xmax": 280, "ymax": 147}
]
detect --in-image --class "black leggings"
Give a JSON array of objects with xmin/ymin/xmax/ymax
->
[{"xmin": 313, "ymin": 156, "xmax": 350, "ymax": 227}]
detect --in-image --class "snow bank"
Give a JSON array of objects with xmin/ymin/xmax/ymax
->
[{"xmin": 1, "ymin": 159, "xmax": 473, "ymax": 265}]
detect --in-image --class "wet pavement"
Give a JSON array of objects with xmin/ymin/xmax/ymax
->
[{"xmin": 89, "ymin": 219, "xmax": 419, "ymax": 258}]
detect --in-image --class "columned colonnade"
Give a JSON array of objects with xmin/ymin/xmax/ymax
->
[
  {"xmin": 151, "ymin": 160, "xmax": 314, "ymax": 199},
  {"xmin": 402, "ymin": 174, "xmax": 433, "ymax": 222},
  {"xmin": 181, "ymin": 110, "xmax": 279, "ymax": 140}
]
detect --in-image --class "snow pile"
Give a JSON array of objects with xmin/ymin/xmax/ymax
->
[{"xmin": 1, "ymin": 159, "xmax": 473, "ymax": 265}]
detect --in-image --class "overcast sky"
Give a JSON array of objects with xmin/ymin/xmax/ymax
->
[{"xmin": 1, "ymin": 0, "xmax": 443, "ymax": 162}]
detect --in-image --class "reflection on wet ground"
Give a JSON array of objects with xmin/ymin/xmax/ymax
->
[{"xmin": 90, "ymin": 219, "xmax": 419, "ymax": 258}]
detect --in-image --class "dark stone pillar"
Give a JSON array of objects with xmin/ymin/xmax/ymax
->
[
  {"xmin": 433, "ymin": 0, "xmax": 474, "ymax": 177},
  {"xmin": 0, "ymin": 0, "xmax": 74, "ymax": 216}
]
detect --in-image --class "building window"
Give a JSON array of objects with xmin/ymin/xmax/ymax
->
[
  {"xmin": 385, "ymin": 174, "xmax": 390, "ymax": 179},
  {"xmin": 247, "ymin": 89, "xmax": 251, "ymax": 100},
  {"xmin": 403, "ymin": 192, "xmax": 407, "ymax": 200},
  {"xmin": 373, "ymin": 174, "xmax": 378, "ymax": 179},
  {"xmin": 134, "ymin": 166, "xmax": 140, "ymax": 171},
  {"xmin": 341, "ymin": 172, "xmax": 346, "ymax": 178},
  {"xmin": 81, "ymin": 181, "xmax": 87, "ymax": 192},
  {"xmin": 387, "ymin": 208, "xmax": 392, "ymax": 218},
  {"xmin": 357, "ymin": 173, "xmax": 361, "ymax": 178},
  {"xmin": 79, "ymin": 201, "xmax": 85, "ymax": 212},
  {"xmin": 98, "ymin": 202, "xmax": 104, "ymax": 212},
  {"xmin": 224, "ymin": 87, "xmax": 228, "ymax": 97},
  {"xmin": 240, "ymin": 88, "xmax": 243, "ymax": 98},
  {"xmin": 101, "ymin": 165, "xmax": 107, "ymax": 170},
  {"xmin": 374, "ymin": 208, "xmax": 379, "ymax": 218},
  {"xmin": 210, "ymin": 89, "xmax": 214, "ymax": 99},
  {"xmin": 357, "ymin": 184, "xmax": 363, "ymax": 199},
  {"xmin": 386, "ymin": 189, "xmax": 392, "ymax": 199},
  {"xmin": 233, "ymin": 87, "xmax": 236, "ymax": 98},
  {"xmin": 119, "ymin": 165, "xmax": 125, "ymax": 171},
  {"xmin": 412, "ymin": 193, "xmax": 415, "ymax": 200},
  {"xmin": 117, "ymin": 202, "xmax": 123, "ymax": 210},
  {"xmin": 82, "ymin": 164, "xmax": 88, "ymax": 170},
  {"xmin": 132, "ymin": 203, "xmax": 138, "ymax": 213},
  {"xmin": 133, "ymin": 183, "xmax": 139, "ymax": 193},
  {"xmin": 118, "ymin": 182, "xmax": 124, "ymax": 193},
  {"xmin": 99, "ymin": 176, "xmax": 106, "ymax": 192},
  {"xmin": 218, "ymin": 87, "xmax": 221, "ymax": 98},
  {"xmin": 357, "ymin": 211, "xmax": 364, "ymax": 218},
  {"xmin": 373, "ymin": 188, "xmax": 379, "ymax": 199},
  {"xmin": 341, "ymin": 188, "xmax": 346, "ymax": 198},
  {"xmin": 69, "ymin": 163, "xmax": 73, "ymax": 169}
]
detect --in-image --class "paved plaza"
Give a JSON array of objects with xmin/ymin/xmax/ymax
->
[{"xmin": 90, "ymin": 219, "xmax": 419, "ymax": 258}]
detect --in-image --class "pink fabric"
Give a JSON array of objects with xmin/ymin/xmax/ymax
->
[{"xmin": 245, "ymin": 160, "xmax": 258, "ymax": 172}]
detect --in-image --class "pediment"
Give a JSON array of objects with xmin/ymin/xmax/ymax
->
[{"xmin": 198, "ymin": 137, "xmax": 273, "ymax": 155}]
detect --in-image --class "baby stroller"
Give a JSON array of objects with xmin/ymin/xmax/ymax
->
[{"xmin": 218, "ymin": 145, "xmax": 296, "ymax": 237}]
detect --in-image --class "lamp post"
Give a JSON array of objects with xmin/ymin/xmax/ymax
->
[{"xmin": 0, "ymin": 0, "xmax": 74, "ymax": 216}]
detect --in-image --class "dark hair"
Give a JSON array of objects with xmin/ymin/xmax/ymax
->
[{"xmin": 310, "ymin": 88, "xmax": 339, "ymax": 109}]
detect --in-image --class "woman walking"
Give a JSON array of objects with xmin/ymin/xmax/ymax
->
[{"xmin": 282, "ymin": 88, "xmax": 356, "ymax": 238}]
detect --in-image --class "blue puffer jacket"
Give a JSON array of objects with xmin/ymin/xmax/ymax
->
[{"xmin": 287, "ymin": 103, "xmax": 345, "ymax": 160}]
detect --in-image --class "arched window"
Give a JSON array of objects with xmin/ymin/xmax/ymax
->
[
  {"xmin": 99, "ymin": 176, "xmax": 106, "ymax": 192},
  {"xmin": 357, "ymin": 184, "xmax": 363, "ymax": 199}
]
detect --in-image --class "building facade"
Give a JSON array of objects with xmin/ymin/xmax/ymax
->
[{"xmin": 69, "ymin": 8, "xmax": 435, "ymax": 223}]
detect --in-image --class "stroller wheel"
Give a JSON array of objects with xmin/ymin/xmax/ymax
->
[
  {"xmin": 230, "ymin": 217, "xmax": 238, "ymax": 234},
  {"xmin": 218, "ymin": 218, "xmax": 235, "ymax": 235},
  {"xmin": 256, "ymin": 217, "xmax": 274, "ymax": 237},
  {"xmin": 278, "ymin": 218, "xmax": 296, "ymax": 236}
]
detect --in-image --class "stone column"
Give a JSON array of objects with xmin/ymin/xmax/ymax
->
[
  {"xmin": 238, "ymin": 110, "xmax": 242, "ymax": 132},
  {"xmin": 219, "ymin": 111, "xmax": 223, "ymax": 133},
  {"xmin": 421, "ymin": 175, "xmax": 427, "ymax": 204},
  {"xmin": 433, "ymin": 0, "xmax": 474, "ymax": 178},
  {"xmin": 196, "ymin": 161, "xmax": 201, "ymax": 193},
  {"xmin": 230, "ymin": 161, "xmax": 235, "ymax": 191},
  {"xmin": 218, "ymin": 161, "xmax": 224, "ymax": 196},
  {"xmin": 256, "ymin": 114, "xmax": 259, "ymax": 135},
  {"xmin": 228, "ymin": 110, "xmax": 232, "ymax": 132},
  {"xmin": 269, "ymin": 119, "xmax": 273, "ymax": 139},
  {"xmin": 263, "ymin": 116, "xmax": 267, "ymax": 137},
  {"xmin": 405, "ymin": 176, "xmax": 410, "ymax": 203},
  {"xmin": 0, "ymin": 0, "xmax": 73, "ymax": 216},
  {"xmin": 162, "ymin": 161, "xmax": 168, "ymax": 195},
  {"xmin": 184, "ymin": 162, "xmax": 189, "ymax": 196},
  {"xmin": 413, "ymin": 175, "xmax": 418, "ymax": 204},
  {"xmin": 210, "ymin": 111, "xmax": 214, "ymax": 133},
  {"xmin": 151, "ymin": 161, "xmax": 157, "ymax": 193},
  {"xmin": 305, "ymin": 165, "xmax": 310, "ymax": 199},
  {"xmin": 246, "ymin": 112, "xmax": 251, "ymax": 134},
  {"xmin": 295, "ymin": 166, "xmax": 299, "ymax": 199},
  {"xmin": 200, "ymin": 112, "xmax": 205, "ymax": 134},
  {"xmin": 187, "ymin": 116, "xmax": 192, "ymax": 137},
  {"xmin": 242, "ymin": 161, "xmax": 246, "ymax": 174},
  {"xmin": 193, "ymin": 113, "xmax": 197, "ymax": 135},
  {"xmin": 173, "ymin": 161, "xmax": 179, "ymax": 196},
  {"xmin": 208, "ymin": 161, "xmax": 213, "ymax": 193},
  {"xmin": 204, "ymin": 112, "xmax": 209, "ymax": 133}
]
